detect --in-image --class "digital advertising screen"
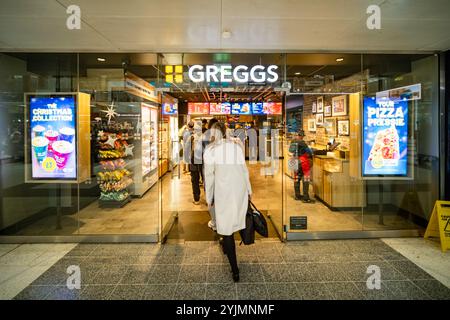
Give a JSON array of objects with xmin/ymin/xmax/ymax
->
[
  {"xmin": 231, "ymin": 102, "xmax": 251, "ymax": 115},
  {"xmin": 188, "ymin": 102, "xmax": 209, "ymax": 115},
  {"xmin": 209, "ymin": 102, "xmax": 231, "ymax": 115},
  {"xmin": 251, "ymin": 102, "xmax": 264, "ymax": 115},
  {"xmin": 162, "ymin": 102, "xmax": 178, "ymax": 115},
  {"xmin": 29, "ymin": 95, "xmax": 77, "ymax": 180},
  {"xmin": 362, "ymin": 96, "xmax": 409, "ymax": 177},
  {"xmin": 263, "ymin": 102, "xmax": 282, "ymax": 115}
]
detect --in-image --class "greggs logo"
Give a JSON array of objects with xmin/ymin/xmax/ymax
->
[
  {"xmin": 165, "ymin": 65, "xmax": 183, "ymax": 83},
  {"xmin": 188, "ymin": 65, "xmax": 279, "ymax": 83}
]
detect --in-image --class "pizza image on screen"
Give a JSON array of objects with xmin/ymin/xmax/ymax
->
[{"xmin": 368, "ymin": 126, "xmax": 400, "ymax": 169}]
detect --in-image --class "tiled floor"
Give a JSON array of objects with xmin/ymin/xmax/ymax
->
[{"xmin": 6, "ymin": 239, "xmax": 450, "ymax": 300}]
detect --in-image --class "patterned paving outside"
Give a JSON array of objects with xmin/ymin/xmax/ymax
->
[{"xmin": 8, "ymin": 239, "xmax": 450, "ymax": 300}]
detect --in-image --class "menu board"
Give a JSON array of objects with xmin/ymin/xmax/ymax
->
[
  {"xmin": 251, "ymin": 102, "xmax": 264, "ymax": 115},
  {"xmin": 362, "ymin": 96, "xmax": 408, "ymax": 177},
  {"xmin": 188, "ymin": 102, "xmax": 209, "ymax": 115},
  {"xmin": 29, "ymin": 95, "xmax": 77, "ymax": 179},
  {"xmin": 162, "ymin": 102, "xmax": 177, "ymax": 115},
  {"xmin": 210, "ymin": 102, "xmax": 231, "ymax": 115},
  {"xmin": 231, "ymin": 102, "xmax": 251, "ymax": 115},
  {"xmin": 263, "ymin": 102, "xmax": 282, "ymax": 115}
]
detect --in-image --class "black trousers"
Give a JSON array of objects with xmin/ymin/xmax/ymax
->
[
  {"xmin": 294, "ymin": 171, "xmax": 310, "ymax": 200},
  {"xmin": 190, "ymin": 164, "xmax": 203, "ymax": 202},
  {"xmin": 222, "ymin": 234, "xmax": 239, "ymax": 274}
]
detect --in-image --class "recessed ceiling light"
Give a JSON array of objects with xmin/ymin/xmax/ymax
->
[
  {"xmin": 295, "ymin": 72, "xmax": 301, "ymax": 75},
  {"xmin": 336, "ymin": 58, "xmax": 344, "ymax": 62},
  {"xmin": 97, "ymin": 57, "xmax": 106, "ymax": 62}
]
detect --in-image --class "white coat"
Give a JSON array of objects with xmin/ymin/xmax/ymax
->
[{"xmin": 203, "ymin": 138, "xmax": 252, "ymax": 236}]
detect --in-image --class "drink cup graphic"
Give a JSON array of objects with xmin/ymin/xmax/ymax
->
[
  {"xmin": 32, "ymin": 125, "xmax": 45, "ymax": 138},
  {"xmin": 59, "ymin": 127, "xmax": 75, "ymax": 143},
  {"xmin": 32, "ymin": 137, "xmax": 49, "ymax": 163},
  {"xmin": 52, "ymin": 140, "xmax": 74, "ymax": 169},
  {"xmin": 45, "ymin": 130, "xmax": 59, "ymax": 152}
]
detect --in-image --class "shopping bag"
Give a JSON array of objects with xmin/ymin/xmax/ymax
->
[
  {"xmin": 239, "ymin": 205, "xmax": 255, "ymax": 245},
  {"xmin": 249, "ymin": 201, "xmax": 268, "ymax": 237}
]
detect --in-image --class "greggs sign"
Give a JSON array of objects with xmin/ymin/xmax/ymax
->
[{"xmin": 188, "ymin": 65, "xmax": 279, "ymax": 83}]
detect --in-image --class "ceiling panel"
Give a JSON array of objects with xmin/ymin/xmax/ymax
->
[{"xmin": 0, "ymin": 0, "xmax": 449, "ymax": 52}]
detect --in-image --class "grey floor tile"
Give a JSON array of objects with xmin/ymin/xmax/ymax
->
[
  {"xmin": 207, "ymin": 264, "xmax": 234, "ymax": 283},
  {"xmin": 326, "ymin": 282, "xmax": 365, "ymax": 300},
  {"xmin": 174, "ymin": 284, "xmax": 207, "ymax": 300},
  {"xmin": 161, "ymin": 244, "xmax": 186, "ymax": 256},
  {"xmin": 384, "ymin": 281, "xmax": 431, "ymax": 300},
  {"xmin": 55, "ymin": 257, "xmax": 86, "ymax": 268},
  {"xmin": 412, "ymin": 280, "xmax": 450, "ymax": 300},
  {"xmin": 297, "ymin": 263, "xmax": 323, "ymax": 282},
  {"xmin": 148, "ymin": 265, "xmax": 181, "ymax": 284},
  {"xmin": 31, "ymin": 265, "xmax": 68, "ymax": 286},
  {"xmin": 378, "ymin": 251, "xmax": 408, "ymax": 261},
  {"xmin": 182, "ymin": 254, "xmax": 209, "ymax": 265},
  {"xmin": 260, "ymin": 264, "xmax": 296, "ymax": 283},
  {"xmin": 109, "ymin": 284, "xmax": 146, "ymax": 300},
  {"xmin": 236, "ymin": 245, "xmax": 258, "ymax": 256},
  {"xmin": 134, "ymin": 255, "xmax": 158, "ymax": 265},
  {"xmin": 238, "ymin": 264, "xmax": 264, "ymax": 283},
  {"xmin": 78, "ymin": 265, "xmax": 102, "ymax": 285},
  {"xmin": 206, "ymin": 283, "xmax": 237, "ymax": 300},
  {"xmin": 238, "ymin": 255, "xmax": 260, "ymax": 264},
  {"xmin": 255, "ymin": 244, "xmax": 282, "ymax": 256},
  {"xmin": 154, "ymin": 254, "xmax": 185, "ymax": 265},
  {"xmin": 92, "ymin": 265, "xmax": 128, "ymax": 285},
  {"xmin": 119, "ymin": 265, "xmax": 153, "ymax": 285},
  {"xmin": 143, "ymin": 284, "xmax": 177, "ymax": 300},
  {"xmin": 341, "ymin": 261, "xmax": 405, "ymax": 282},
  {"xmin": 267, "ymin": 283, "xmax": 301, "ymax": 300},
  {"xmin": 237, "ymin": 283, "xmax": 268, "ymax": 300},
  {"xmin": 14, "ymin": 285, "xmax": 57, "ymax": 300},
  {"xmin": 178, "ymin": 265, "xmax": 207, "ymax": 283},
  {"xmin": 80, "ymin": 285, "xmax": 116, "ymax": 300},
  {"xmin": 287, "ymin": 263, "xmax": 309, "ymax": 282},
  {"xmin": 45, "ymin": 285, "xmax": 83, "ymax": 300},
  {"xmin": 296, "ymin": 282, "xmax": 334, "ymax": 300},
  {"xmin": 315, "ymin": 263, "xmax": 349, "ymax": 282},
  {"xmin": 354, "ymin": 281, "xmax": 399, "ymax": 300},
  {"xmin": 258, "ymin": 254, "xmax": 285, "ymax": 264},
  {"xmin": 65, "ymin": 244, "xmax": 98, "ymax": 257},
  {"xmin": 139, "ymin": 245, "xmax": 163, "ymax": 256},
  {"xmin": 388, "ymin": 260, "xmax": 434, "ymax": 280}
]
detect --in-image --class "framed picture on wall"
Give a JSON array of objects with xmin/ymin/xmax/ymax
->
[
  {"xmin": 307, "ymin": 119, "xmax": 316, "ymax": 132},
  {"xmin": 332, "ymin": 95, "xmax": 347, "ymax": 116},
  {"xmin": 315, "ymin": 113, "xmax": 324, "ymax": 126},
  {"xmin": 324, "ymin": 105, "xmax": 332, "ymax": 117},
  {"xmin": 324, "ymin": 118, "xmax": 337, "ymax": 136},
  {"xmin": 312, "ymin": 102, "xmax": 317, "ymax": 113},
  {"xmin": 317, "ymin": 96, "xmax": 324, "ymax": 113},
  {"xmin": 338, "ymin": 119, "xmax": 350, "ymax": 136}
]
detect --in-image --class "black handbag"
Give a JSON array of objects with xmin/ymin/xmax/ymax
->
[
  {"xmin": 249, "ymin": 201, "xmax": 268, "ymax": 237},
  {"xmin": 239, "ymin": 204, "xmax": 255, "ymax": 245}
]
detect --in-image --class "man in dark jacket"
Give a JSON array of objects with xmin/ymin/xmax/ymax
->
[{"xmin": 289, "ymin": 130, "xmax": 313, "ymax": 202}]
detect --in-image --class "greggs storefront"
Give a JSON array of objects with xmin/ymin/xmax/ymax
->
[{"xmin": 0, "ymin": 52, "xmax": 445, "ymax": 243}]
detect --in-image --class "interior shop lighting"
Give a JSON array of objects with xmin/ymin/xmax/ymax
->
[
  {"xmin": 336, "ymin": 57, "xmax": 344, "ymax": 62},
  {"xmin": 97, "ymin": 57, "xmax": 106, "ymax": 62}
]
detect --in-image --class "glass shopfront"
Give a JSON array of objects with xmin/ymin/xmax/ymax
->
[{"xmin": 0, "ymin": 52, "xmax": 443, "ymax": 242}]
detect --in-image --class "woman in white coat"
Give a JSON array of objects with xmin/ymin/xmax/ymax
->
[{"xmin": 203, "ymin": 122, "xmax": 252, "ymax": 282}]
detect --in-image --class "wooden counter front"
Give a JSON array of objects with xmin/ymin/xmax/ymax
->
[{"xmin": 313, "ymin": 156, "xmax": 365, "ymax": 209}]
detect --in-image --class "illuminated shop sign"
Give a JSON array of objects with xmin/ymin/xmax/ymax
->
[
  {"xmin": 362, "ymin": 96, "xmax": 409, "ymax": 177},
  {"xmin": 188, "ymin": 65, "xmax": 279, "ymax": 83}
]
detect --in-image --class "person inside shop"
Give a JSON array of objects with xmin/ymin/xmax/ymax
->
[
  {"xmin": 201, "ymin": 119, "xmax": 208, "ymax": 133},
  {"xmin": 189, "ymin": 121, "xmax": 204, "ymax": 205},
  {"xmin": 204, "ymin": 122, "xmax": 252, "ymax": 282},
  {"xmin": 289, "ymin": 129, "xmax": 313, "ymax": 203},
  {"xmin": 182, "ymin": 121, "xmax": 194, "ymax": 174}
]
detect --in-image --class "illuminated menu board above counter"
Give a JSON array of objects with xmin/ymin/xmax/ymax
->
[
  {"xmin": 188, "ymin": 102, "xmax": 210, "ymax": 115},
  {"xmin": 209, "ymin": 102, "xmax": 231, "ymax": 115},
  {"xmin": 231, "ymin": 102, "xmax": 251, "ymax": 115}
]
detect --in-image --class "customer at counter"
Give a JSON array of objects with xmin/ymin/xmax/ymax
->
[{"xmin": 289, "ymin": 130, "xmax": 313, "ymax": 203}]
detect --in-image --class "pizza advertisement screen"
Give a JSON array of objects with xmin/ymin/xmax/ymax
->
[{"xmin": 362, "ymin": 96, "xmax": 408, "ymax": 177}]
